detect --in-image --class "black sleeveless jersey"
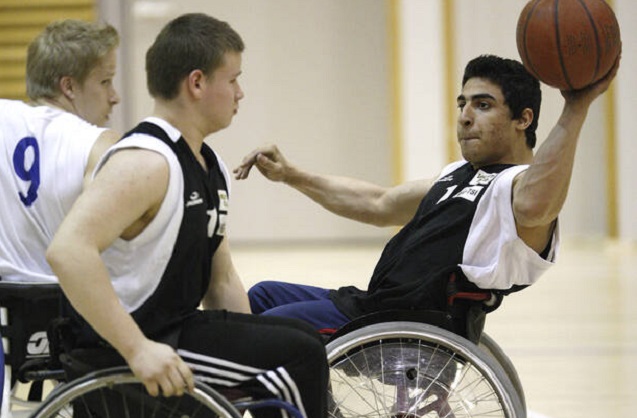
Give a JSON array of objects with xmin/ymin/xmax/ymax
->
[
  {"xmin": 126, "ymin": 122, "xmax": 229, "ymax": 340},
  {"xmin": 330, "ymin": 162, "xmax": 515, "ymax": 319},
  {"xmin": 65, "ymin": 122, "xmax": 229, "ymax": 346}
]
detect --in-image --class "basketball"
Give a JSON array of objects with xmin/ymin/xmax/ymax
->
[{"xmin": 516, "ymin": 0, "xmax": 621, "ymax": 90}]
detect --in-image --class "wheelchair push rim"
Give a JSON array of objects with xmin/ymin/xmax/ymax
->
[{"xmin": 30, "ymin": 366, "xmax": 242, "ymax": 418}]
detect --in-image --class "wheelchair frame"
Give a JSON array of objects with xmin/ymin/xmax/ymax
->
[
  {"xmin": 0, "ymin": 281, "xmax": 65, "ymax": 415},
  {"xmin": 2, "ymin": 282, "xmax": 305, "ymax": 417}
]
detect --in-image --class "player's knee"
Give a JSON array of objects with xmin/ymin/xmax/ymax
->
[
  {"xmin": 291, "ymin": 328, "xmax": 328, "ymax": 374},
  {"xmin": 247, "ymin": 281, "xmax": 277, "ymax": 313}
]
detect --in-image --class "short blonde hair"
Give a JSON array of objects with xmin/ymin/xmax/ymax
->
[{"xmin": 26, "ymin": 19, "xmax": 119, "ymax": 100}]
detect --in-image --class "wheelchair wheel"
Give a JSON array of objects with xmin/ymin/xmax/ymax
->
[
  {"xmin": 478, "ymin": 333, "xmax": 526, "ymax": 412},
  {"xmin": 326, "ymin": 321, "xmax": 525, "ymax": 418},
  {"xmin": 31, "ymin": 366, "xmax": 241, "ymax": 418}
]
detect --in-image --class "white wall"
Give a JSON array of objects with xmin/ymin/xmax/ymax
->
[
  {"xmin": 111, "ymin": 0, "xmax": 394, "ymax": 244},
  {"xmin": 615, "ymin": 0, "xmax": 637, "ymax": 240},
  {"xmin": 398, "ymin": 0, "xmax": 447, "ymax": 181},
  {"xmin": 100, "ymin": 0, "xmax": 635, "ymax": 243}
]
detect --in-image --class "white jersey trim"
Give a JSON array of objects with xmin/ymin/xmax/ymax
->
[
  {"xmin": 459, "ymin": 164, "xmax": 560, "ymax": 289},
  {"xmin": 94, "ymin": 118, "xmax": 184, "ymax": 312}
]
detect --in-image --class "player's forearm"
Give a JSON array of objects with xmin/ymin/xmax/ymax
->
[
  {"xmin": 47, "ymin": 243, "xmax": 147, "ymax": 360},
  {"xmin": 202, "ymin": 278, "xmax": 250, "ymax": 313},
  {"xmin": 284, "ymin": 166, "xmax": 391, "ymax": 226},
  {"xmin": 202, "ymin": 239, "xmax": 250, "ymax": 313}
]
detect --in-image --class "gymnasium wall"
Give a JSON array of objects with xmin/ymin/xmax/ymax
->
[
  {"xmin": 0, "ymin": 0, "xmax": 96, "ymax": 101},
  {"xmin": 10, "ymin": 0, "xmax": 634, "ymax": 242}
]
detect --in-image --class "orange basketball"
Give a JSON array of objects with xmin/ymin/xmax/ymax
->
[{"xmin": 516, "ymin": 0, "xmax": 621, "ymax": 90}]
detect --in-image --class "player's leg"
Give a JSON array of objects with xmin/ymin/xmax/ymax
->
[
  {"xmin": 261, "ymin": 299, "xmax": 350, "ymax": 331},
  {"xmin": 177, "ymin": 310, "xmax": 328, "ymax": 418},
  {"xmin": 248, "ymin": 281, "xmax": 329, "ymax": 313},
  {"xmin": 248, "ymin": 281, "xmax": 350, "ymax": 330}
]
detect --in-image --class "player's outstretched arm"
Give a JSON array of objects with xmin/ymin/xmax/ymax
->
[{"xmin": 234, "ymin": 144, "xmax": 433, "ymax": 226}]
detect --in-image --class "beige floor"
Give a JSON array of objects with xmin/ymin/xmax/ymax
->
[{"xmin": 232, "ymin": 237, "xmax": 637, "ymax": 418}]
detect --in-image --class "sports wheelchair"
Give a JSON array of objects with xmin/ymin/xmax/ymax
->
[
  {"xmin": 1, "ymin": 281, "xmax": 304, "ymax": 418},
  {"xmin": 30, "ymin": 365, "xmax": 303, "ymax": 418},
  {"xmin": 0, "ymin": 281, "xmax": 65, "ymax": 415},
  {"xmin": 323, "ymin": 276, "xmax": 527, "ymax": 418},
  {"xmin": 30, "ymin": 343, "xmax": 305, "ymax": 418}
]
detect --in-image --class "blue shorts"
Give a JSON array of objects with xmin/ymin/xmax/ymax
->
[{"xmin": 248, "ymin": 281, "xmax": 351, "ymax": 332}]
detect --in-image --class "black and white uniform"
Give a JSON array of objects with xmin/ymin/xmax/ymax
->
[
  {"xmin": 331, "ymin": 161, "xmax": 559, "ymax": 318},
  {"xmin": 0, "ymin": 99, "xmax": 105, "ymax": 283},
  {"xmin": 66, "ymin": 118, "xmax": 327, "ymax": 418}
]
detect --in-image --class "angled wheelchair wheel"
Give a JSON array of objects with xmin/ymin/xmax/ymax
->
[
  {"xmin": 31, "ymin": 366, "xmax": 241, "ymax": 418},
  {"xmin": 326, "ymin": 322, "xmax": 525, "ymax": 418}
]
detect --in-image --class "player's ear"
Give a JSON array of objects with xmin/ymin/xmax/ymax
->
[
  {"xmin": 59, "ymin": 76, "xmax": 75, "ymax": 100},
  {"xmin": 187, "ymin": 69, "xmax": 205, "ymax": 98},
  {"xmin": 516, "ymin": 108, "xmax": 533, "ymax": 131}
]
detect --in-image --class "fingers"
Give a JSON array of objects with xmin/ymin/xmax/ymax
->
[
  {"xmin": 233, "ymin": 145, "xmax": 283, "ymax": 180},
  {"xmin": 178, "ymin": 360, "xmax": 195, "ymax": 394},
  {"xmin": 143, "ymin": 363, "xmax": 193, "ymax": 397},
  {"xmin": 233, "ymin": 149, "xmax": 265, "ymax": 180},
  {"xmin": 130, "ymin": 342, "xmax": 194, "ymax": 398},
  {"xmin": 233, "ymin": 163, "xmax": 253, "ymax": 180},
  {"xmin": 233, "ymin": 155, "xmax": 256, "ymax": 180},
  {"xmin": 159, "ymin": 364, "xmax": 192, "ymax": 397},
  {"xmin": 145, "ymin": 380, "xmax": 160, "ymax": 397}
]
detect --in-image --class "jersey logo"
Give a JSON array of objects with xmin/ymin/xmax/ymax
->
[
  {"xmin": 470, "ymin": 170, "xmax": 497, "ymax": 186},
  {"xmin": 218, "ymin": 190, "xmax": 229, "ymax": 211},
  {"xmin": 454, "ymin": 185, "xmax": 483, "ymax": 202},
  {"xmin": 205, "ymin": 190, "xmax": 229, "ymax": 237},
  {"xmin": 437, "ymin": 175, "xmax": 454, "ymax": 183},
  {"xmin": 186, "ymin": 191, "xmax": 204, "ymax": 207},
  {"xmin": 26, "ymin": 331, "xmax": 49, "ymax": 357},
  {"xmin": 216, "ymin": 190, "xmax": 228, "ymax": 236},
  {"xmin": 437, "ymin": 169, "xmax": 497, "ymax": 204}
]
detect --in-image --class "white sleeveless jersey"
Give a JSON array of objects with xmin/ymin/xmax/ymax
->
[{"xmin": 0, "ymin": 99, "xmax": 106, "ymax": 282}]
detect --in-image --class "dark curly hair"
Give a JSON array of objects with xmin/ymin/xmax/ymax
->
[{"xmin": 462, "ymin": 55, "xmax": 541, "ymax": 148}]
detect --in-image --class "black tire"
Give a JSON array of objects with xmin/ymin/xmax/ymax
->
[
  {"xmin": 479, "ymin": 333, "xmax": 527, "ymax": 412},
  {"xmin": 31, "ymin": 366, "xmax": 241, "ymax": 418}
]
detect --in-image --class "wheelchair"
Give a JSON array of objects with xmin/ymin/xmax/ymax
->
[
  {"xmin": 32, "ymin": 345, "xmax": 305, "ymax": 418},
  {"xmin": 31, "ymin": 364, "xmax": 308, "ymax": 417},
  {"xmin": 0, "ymin": 281, "xmax": 65, "ymax": 415},
  {"xmin": 323, "ymin": 281, "xmax": 527, "ymax": 418},
  {"xmin": 1, "ymin": 281, "xmax": 304, "ymax": 418}
]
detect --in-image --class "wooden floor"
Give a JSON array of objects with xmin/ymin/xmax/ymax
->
[
  {"xmin": 232, "ymin": 237, "xmax": 637, "ymax": 418},
  {"xmin": 6, "ymin": 237, "xmax": 635, "ymax": 417}
]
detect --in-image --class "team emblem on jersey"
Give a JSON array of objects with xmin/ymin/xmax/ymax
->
[
  {"xmin": 454, "ymin": 185, "xmax": 483, "ymax": 202},
  {"xmin": 216, "ymin": 190, "xmax": 228, "ymax": 236},
  {"xmin": 452, "ymin": 170, "xmax": 497, "ymax": 202},
  {"xmin": 470, "ymin": 170, "xmax": 497, "ymax": 186},
  {"xmin": 186, "ymin": 191, "xmax": 204, "ymax": 207},
  {"xmin": 218, "ymin": 190, "xmax": 229, "ymax": 211}
]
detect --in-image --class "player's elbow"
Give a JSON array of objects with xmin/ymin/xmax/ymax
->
[
  {"xmin": 513, "ymin": 199, "xmax": 559, "ymax": 228},
  {"xmin": 45, "ymin": 239, "xmax": 67, "ymax": 276}
]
